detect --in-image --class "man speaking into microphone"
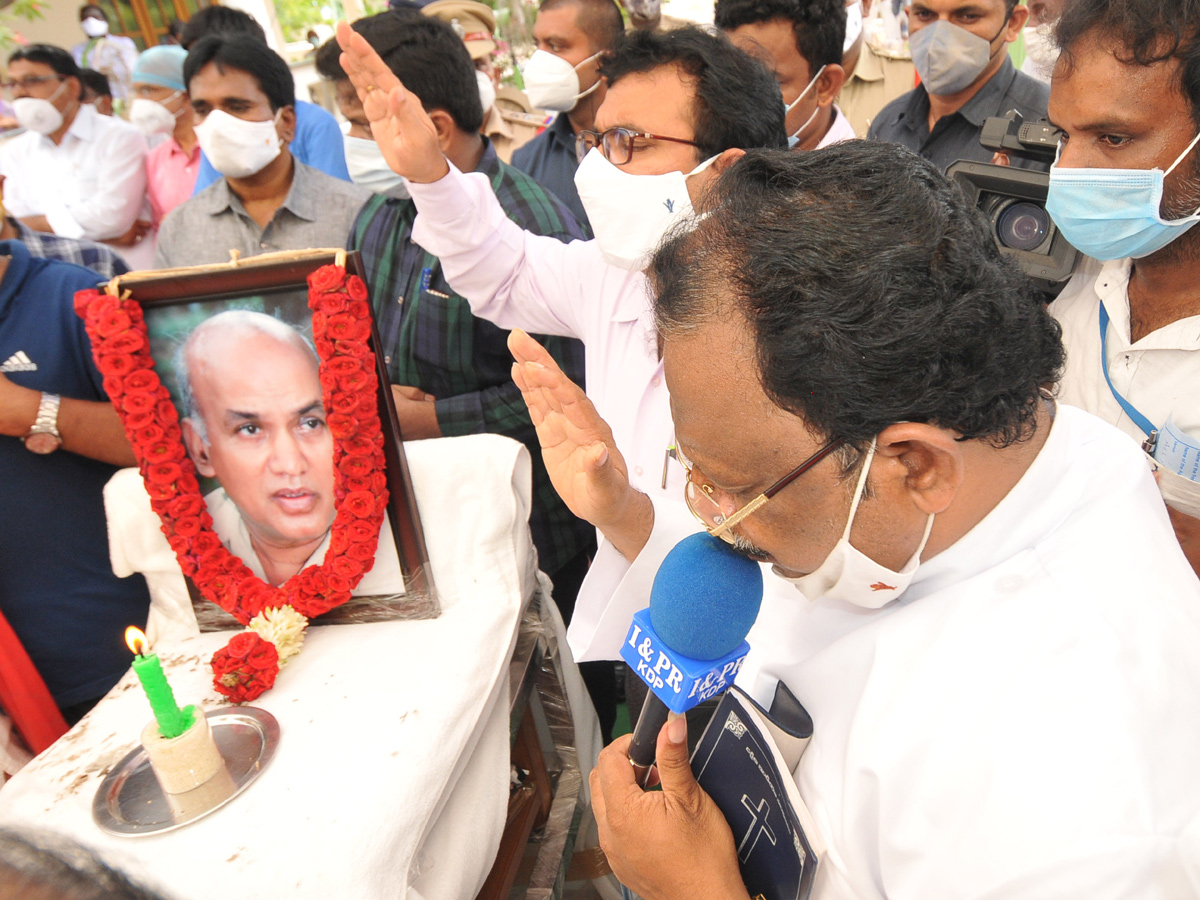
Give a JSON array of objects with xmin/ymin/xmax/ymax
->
[{"xmin": 512, "ymin": 142, "xmax": 1200, "ymax": 899}]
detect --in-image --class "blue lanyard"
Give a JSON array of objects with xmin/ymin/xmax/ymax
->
[{"xmin": 1098, "ymin": 301, "xmax": 1159, "ymax": 452}]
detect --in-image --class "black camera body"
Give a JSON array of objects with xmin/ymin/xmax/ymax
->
[{"xmin": 946, "ymin": 111, "xmax": 1079, "ymax": 296}]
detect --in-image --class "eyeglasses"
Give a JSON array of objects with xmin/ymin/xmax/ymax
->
[
  {"xmin": 676, "ymin": 436, "xmax": 846, "ymax": 543},
  {"xmin": 133, "ymin": 85, "xmax": 184, "ymax": 100},
  {"xmin": 1, "ymin": 74, "xmax": 64, "ymax": 95},
  {"xmin": 575, "ymin": 126, "xmax": 701, "ymax": 166}
]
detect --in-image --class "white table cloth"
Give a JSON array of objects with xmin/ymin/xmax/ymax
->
[{"xmin": 0, "ymin": 434, "xmax": 576, "ymax": 900}]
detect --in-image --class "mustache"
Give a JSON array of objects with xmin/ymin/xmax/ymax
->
[{"xmin": 728, "ymin": 530, "xmax": 771, "ymax": 563}]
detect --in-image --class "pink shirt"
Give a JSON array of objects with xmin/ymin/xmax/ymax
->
[{"xmin": 146, "ymin": 136, "xmax": 200, "ymax": 226}]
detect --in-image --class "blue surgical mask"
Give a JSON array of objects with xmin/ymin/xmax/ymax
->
[
  {"xmin": 783, "ymin": 64, "xmax": 826, "ymax": 150},
  {"xmin": 1045, "ymin": 131, "xmax": 1200, "ymax": 260}
]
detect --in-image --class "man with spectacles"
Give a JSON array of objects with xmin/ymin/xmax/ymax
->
[
  {"xmin": 337, "ymin": 21, "xmax": 787, "ymax": 673},
  {"xmin": 0, "ymin": 44, "xmax": 150, "ymax": 266},
  {"xmin": 518, "ymin": 143, "xmax": 1200, "ymax": 899}
]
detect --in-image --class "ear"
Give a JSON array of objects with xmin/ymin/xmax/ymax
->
[
  {"xmin": 873, "ymin": 422, "xmax": 964, "ymax": 516},
  {"xmin": 1005, "ymin": 5, "xmax": 1029, "ymax": 39},
  {"xmin": 65, "ymin": 75, "xmax": 83, "ymax": 104},
  {"xmin": 426, "ymin": 109, "xmax": 457, "ymax": 153},
  {"xmin": 276, "ymin": 104, "xmax": 297, "ymax": 144},
  {"xmin": 816, "ymin": 64, "xmax": 846, "ymax": 106},
  {"xmin": 712, "ymin": 146, "xmax": 745, "ymax": 173},
  {"xmin": 181, "ymin": 418, "xmax": 217, "ymax": 479}
]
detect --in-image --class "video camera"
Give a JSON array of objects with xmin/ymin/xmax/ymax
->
[{"xmin": 946, "ymin": 110, "xmax": 1079, "ymax": 297}]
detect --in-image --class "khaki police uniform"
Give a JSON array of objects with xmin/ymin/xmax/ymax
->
[{"xmin": 423, "ymin": 0, "xmax": 545, "ymax": 162}]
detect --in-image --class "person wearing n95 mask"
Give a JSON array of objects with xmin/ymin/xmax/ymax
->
[
  {"xmin": 509, "ymin": 0, "xmax": 626, "ymax": 227},
  {"xmin": 866, "ymin": 0, "xmax": 1050, "ymax": 173},
  {"xmin": 716, "ymin": 0, "xmax": 855, "ymax": 153},
  {"xmin": 152, "ymin": 34, "xmax": 369, "ymax": 269},
  {"xmin": 335, "ymin": 22, "xmax": 786, "ymax": 736},
  {"xmin": 0, "ymin": 43, "xmax": 150, "ymax": 261}
]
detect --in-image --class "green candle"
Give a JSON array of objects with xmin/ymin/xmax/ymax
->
[{"xmin": 126, "ymin": 627, "xmax": 194, "ymax": 739}]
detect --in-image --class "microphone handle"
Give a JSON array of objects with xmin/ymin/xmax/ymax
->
[{"xmin": 628, "ymin": 691, "xmax": 681, "ymax": 788}]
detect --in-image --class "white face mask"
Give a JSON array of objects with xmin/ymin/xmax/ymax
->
[
  {"xmin": 12, "ymin": 79, "xmax": 69, "ymax": 136},
  {"xmin": 783, "ymin": 64, "xmax": 826, "ymax": 150},
  {"xmin": 843, "ymin": 0, "xmax": 864, "ymax": 52},
  {"xmin": 521, "ymin": 49, "xmax": 602, "ymax": 112},
  {"xmin": 574, "ymin": 147, "xmax": 716, "ymax": 270},
  {"xmin": 344, "ymin": 134, "xmax": 410, "ymax": 199},
  {"xmin": 476, "ymin": 69, "xmax": 497, "ymax": 112},
  {"xmin": 129, "ymin": 94, "xmax": 181, "ymax": 135},
  {"xmin": 81, "ymin": 17, "xmax": 109, "ymax": 38},
  {"xmin": 773, "ymin": 439, "xmax": 935, "ymax": 609},
  {"xmin": 194, "ymin": 108, "xmax": 283, "ymax": 178}
]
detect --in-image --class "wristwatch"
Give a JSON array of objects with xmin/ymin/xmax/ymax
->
[{"xmin": 23, "ymin": 392, "xmax": 62, "ymax": 455}]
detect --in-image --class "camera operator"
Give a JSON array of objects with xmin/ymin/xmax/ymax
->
[
  {"xmin": 1046, "ymin": 0, "xmax": 1200, "ymax": 579},
  {"xmin": 867, "ymin": 0, "xmax": 1049, "ymax": 172}
]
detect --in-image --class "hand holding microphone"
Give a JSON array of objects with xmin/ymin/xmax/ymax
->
[{"xmin": 620, "ymin": 533, "xmax": 764, "ymax": 786}]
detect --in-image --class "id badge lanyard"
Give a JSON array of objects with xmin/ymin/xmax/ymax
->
[{"xmin": 1099, "ymin": 301, "xmax": 1159, "ymax": 455}]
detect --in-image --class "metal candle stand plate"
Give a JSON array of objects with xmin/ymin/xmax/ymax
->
[{"xmin": 93, "ymin": 707, "xmax": 280, "ymax": 837}]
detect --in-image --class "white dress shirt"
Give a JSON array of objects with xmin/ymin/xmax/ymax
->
[
  {"xmin": 408, "ymin": 163, "xmax": 700, "ymax": 648},
  {"xmin": 616, "ymin": 405, "xmax": 1200, "ymax": 898},
  {"xmin": 0, "ymin": 104, "xmax": 148, "ymax": 242},
  {"xmin": 1050, "ymin": 256, "xmax": 1200, "ymax": 516},
  {"xmin": 817, "ymin": 105, "xmax": 858, "ymax": 149}
]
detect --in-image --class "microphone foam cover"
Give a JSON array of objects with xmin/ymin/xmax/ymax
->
[{"xmin": 649, "ymin": 533, "xmax": 764, "ymax": 661}]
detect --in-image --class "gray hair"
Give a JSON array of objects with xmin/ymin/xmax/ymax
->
[{"xmin": 175, "ymin": 309, "xmax": 318, "ymax": 445}]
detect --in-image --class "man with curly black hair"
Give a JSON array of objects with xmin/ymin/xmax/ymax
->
[
  {"xmin": 520, "ymin": 143, "xmax": 1200, "ymax": 900},
  {"xmin": 1047, "ymin": 0, "xmax": 1200, "ymax": 581}
]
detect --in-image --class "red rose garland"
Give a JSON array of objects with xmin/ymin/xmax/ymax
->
[{"xmin": 75, "ymin": 265, "xmax": 389, "ymax": 702}]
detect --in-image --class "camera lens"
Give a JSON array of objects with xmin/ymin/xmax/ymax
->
[{"xmin": 996, "ymin": 201, "xmax": 1051, "ymax": 252}]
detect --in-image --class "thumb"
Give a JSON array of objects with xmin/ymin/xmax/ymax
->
[{"xmin": 654, "ymin": 714, "xmax": 700, "ymax": 800}]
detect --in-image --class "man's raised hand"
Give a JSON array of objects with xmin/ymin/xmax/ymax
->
[{"xmin": 335, "ymin": 21, "xmax": 449, "ymax": 184}]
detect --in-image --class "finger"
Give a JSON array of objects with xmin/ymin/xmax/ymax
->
[
  {"xmin": 595, "ymin": 735, "xmax": 642, "ymax": 812},
  {"xmin": 654, "ymin": 715, "xmax": 701, "ymax": 804},
  {"xmin": 508, "ymin": 328, "xmax": 561, "ymax": 370}
]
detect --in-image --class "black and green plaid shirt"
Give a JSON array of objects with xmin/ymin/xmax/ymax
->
[{"xmin": 348, "ymin": 140, "xmax": 594, "ymax": 577}]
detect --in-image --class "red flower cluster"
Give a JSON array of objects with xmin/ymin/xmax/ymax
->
[
  {"xmin": 75, "ymin": 264, "xmax": 391, "ymax": 702},
  {"xmin": 210, "ymin": 632, "xmax": 279, "ymax": 704}
]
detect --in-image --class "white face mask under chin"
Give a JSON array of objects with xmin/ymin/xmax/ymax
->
[
  {"xmin": 573, "ymin": 148, "xmax": 717, "ymax": 270},
  {"xmin": 773, "ymin": 439, "xmax": 935, "ymax": 608}
]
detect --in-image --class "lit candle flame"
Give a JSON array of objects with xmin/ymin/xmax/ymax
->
[{"xmin": 125, "ymin": 626, "xmax": 149, "ymax": 656}]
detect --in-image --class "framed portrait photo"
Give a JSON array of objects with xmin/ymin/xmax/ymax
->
[{"xmin": 77, "ymin": 249, "xmax": 437, "ymax": 633}]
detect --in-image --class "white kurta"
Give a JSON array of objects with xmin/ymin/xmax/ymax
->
[
  {"xmin": 0, "ymin": 104, "xmax": 148, "ymax": 242},
  {"xmin": 740, "ymin": 406, "xmax": 1200, "ymax": 898},
  {"xmin": 407, "ymin": 163, "xmax": 697, "ymax": 645}
]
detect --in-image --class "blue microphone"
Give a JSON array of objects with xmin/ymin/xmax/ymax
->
[{"xmin": 620, "ymin": 533, "xmax": 764, "ymax": 785}]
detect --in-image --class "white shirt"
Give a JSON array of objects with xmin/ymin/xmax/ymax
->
[
  {"xmin": 625, "ymin": 405, "xmax": 1200, "ymax": 897},
  {"xmin": 0, "ymin": 104, "xmax": 148, "ymax": 241},
  {"xmin": 1050, "ymin": 256, "xmax": 1200, "ymax": 516},
  {"xmin": 206, "ymin": 487, "xmax": 406, "ymax": 596},
  {"xmin": 408, "ymin": 163, "xmax": 698, "ymax": 644},
  {"xmin": 817, "ymin": 105, "xmax": 858, "ymax": 149}
]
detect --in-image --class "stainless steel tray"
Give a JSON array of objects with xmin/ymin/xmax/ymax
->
[{"xmin": 93, "ymin": 707, "xmax": 279, "ymax": 837}]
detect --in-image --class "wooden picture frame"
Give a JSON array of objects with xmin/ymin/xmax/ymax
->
[{"xmin": 100, "ymin": 249, "xmax": 437, "ymax": 629}]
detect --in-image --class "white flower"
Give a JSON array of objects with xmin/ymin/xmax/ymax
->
[{"xmin": 247, "ymin": 605, "xmax": 309, "ymax": 667}]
